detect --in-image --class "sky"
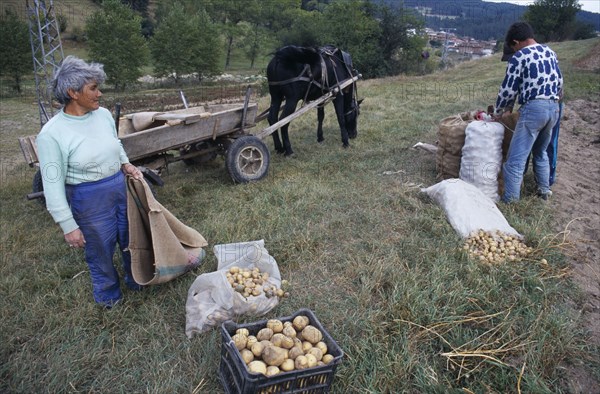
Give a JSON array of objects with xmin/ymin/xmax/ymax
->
[{"xmin": 482, "ymin": 0, "xmax": 600, "ymax": 14}]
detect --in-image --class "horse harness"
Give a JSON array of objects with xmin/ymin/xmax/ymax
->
[{"xmin": 269, "ymin": 46, "xmax": 359, "ymax": 111}]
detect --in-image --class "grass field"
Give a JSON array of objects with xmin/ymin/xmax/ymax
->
[{"xmin": 1, "ymin": 38, "xmax": 599, "ymax": 393}]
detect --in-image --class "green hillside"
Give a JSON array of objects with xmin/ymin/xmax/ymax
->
[{"xmin": 1, "ymin": 26, "xmax": 598, "ymax": 394}]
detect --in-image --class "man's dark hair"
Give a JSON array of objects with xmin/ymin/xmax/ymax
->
[{"xmin": 504, "ymin": 22, "xmax": 535, "ymax": 47}]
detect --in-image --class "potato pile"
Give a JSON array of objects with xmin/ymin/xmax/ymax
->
[
  {"xmin": 463, "ymin": 230, "xmax": 533, "ymax": 264},
  {"xmin": 226, "ymin": 266, "xmax": 289, "ymax": 299},
  {"xmin": 231, "ymin": 315, "xmax": 335, "ymax": 376}
]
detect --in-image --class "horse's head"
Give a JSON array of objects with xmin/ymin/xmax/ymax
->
[{"xmin": 345, "ymin": 97, "xmax": 363, "ymax": 139}]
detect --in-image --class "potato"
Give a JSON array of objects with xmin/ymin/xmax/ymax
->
[
  {"xmin": 266, "ymin": 319, "xmax": 284, "ymax": 333},
  {"xmin": 280, "ymin": 335, "xmax": 295, "ymax": 349},
  {"xmin": 307, "ymin": 347, "xmax": 323, "ymax": 361},
  {"xmin": 240, "ymin": 348, "xmax": 254, "ymax": 364},
  {"xmin": 236, "ymin": 328, "xmax": 250, "ymax": 337},
  {"xmin": 270, "ymin": 333, "xmax": 286, "ymax": 347},
  {"xmin": 322, "ymin": 354, "xmax": 334, "ymax": 364},
  {"xmin": 265, "ymin": 366, "xmax": 280, "ymax": 376},
  {"xmin": 302, "ymin": 326, "xmax": 323, "ymax": 344},
  {"xmin": 256, "ymin": 327, "xmax": 274, "ymax": 341},
  {"xmin": 251, "ymin": 342, "xmax": 265, "ymax": 357},
  {"xmin": 232, "ymin": 333, "xmax": 247, "ymax": 350},
  {"xmin": 301, "ymin": 341, "xmax": 313, "ymax": 353},
  {"xmin": 262, "ymin": 345, "xmax": 287, "ymax": 367},
  {"xmin": 260, "ymin": 340, "xmax": 272, "ymax": 348},
  {"xmin": 271, "ymin": 333, "xmax": 294, "ymax": 349},
  {"xmin": 315, "ymin": 341, "xmax": 327, "ymax": 355},
  {"xmin": 293, "ymin": 315, "xmax": 309, "ymax": 331},
  {"xmin": 294, "ymin": 355, "xmax": 309, "ymax": 370},
  {"xmin": 280, "ymin": 358, "xmax": 295, "ymax": 372},
  {"xmin": 246, "ymin": 335, "xmax": 258, "ymax": 349},
  {"xmin": 248, "ymin": 360, "xmax": 267, "ymax": 375},
  {"xmin": 282, "ymin": 325, "xmax": 297, "ymax": 338},
  {"xmin": 306, "ymin": 354, "xmax": 317, "ymax": 368},
  {"xmin": 288, "ymin": 346, "xmax": 304, "ymax": 360}
]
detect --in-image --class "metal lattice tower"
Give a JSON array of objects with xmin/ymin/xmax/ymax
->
[{"xmin": 26, "ymin": 0, "xmax": 64, "ymax": 127}]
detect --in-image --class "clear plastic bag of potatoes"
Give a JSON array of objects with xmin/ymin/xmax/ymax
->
[{"xmin": 185, "ymin": 240, "xmax": 281, "ymax": 338}]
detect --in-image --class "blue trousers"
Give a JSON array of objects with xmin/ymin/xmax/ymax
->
[
  {"xmin": 548, "ymin": 102, "xmax": 562, "ymax": 186},
  {"xmin": 502, "ymin": 99, "xmax": 560, "ymax": 202},
  {"xmin": 67, "ymin": 171, "xmax": 139, "ymax": 306}
]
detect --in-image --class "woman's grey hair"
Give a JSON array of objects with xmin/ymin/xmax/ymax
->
[{"xmin": 52, "ymin": 56, "xmax": 106, "ymax": 105}]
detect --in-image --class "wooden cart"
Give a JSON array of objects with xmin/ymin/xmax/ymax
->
[{"xmin": 19, "ymin": 76, "xmax": 359, "ymax": 200}]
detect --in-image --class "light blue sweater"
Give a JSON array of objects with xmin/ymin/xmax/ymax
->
[{"xmin": 36, "ymin": 107, "xmax": 130, "ymax": 234}]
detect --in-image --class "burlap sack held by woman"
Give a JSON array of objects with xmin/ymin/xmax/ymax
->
[{"xmin": 126, "ymin": 176, "xmax": 208, "ymax": 286}]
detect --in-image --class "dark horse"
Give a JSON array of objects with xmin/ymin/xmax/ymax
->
[{"xmin": 266, "ymin": 45, "xmax": 362, "ymax": 156}]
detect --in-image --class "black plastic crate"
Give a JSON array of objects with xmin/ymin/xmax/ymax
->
[{"xmin": 218, "ymin": 308, "xmax": 344, "ymax": 394}]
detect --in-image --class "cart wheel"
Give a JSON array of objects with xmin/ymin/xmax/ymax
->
[
  {"xmin": 32, "ymin": 169, "xmax": 46, "ymax": 207},
  {"xmin": 226, "ymin": 136, "xmax": 270, "ymax": 183}
]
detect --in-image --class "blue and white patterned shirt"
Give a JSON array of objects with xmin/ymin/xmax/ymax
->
[{"xmin": 494, "ymin": 44, "xmax": 562, "ymax": 115}]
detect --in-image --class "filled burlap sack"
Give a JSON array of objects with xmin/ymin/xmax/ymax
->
[{"xmin": 436, "ymin": 111, "xmax": 476, "ymax": 180}]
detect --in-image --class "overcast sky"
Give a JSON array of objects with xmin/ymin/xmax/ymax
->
[{"xmin": 482, "ymin": 0, "xmax": 600, "ymax": 14}]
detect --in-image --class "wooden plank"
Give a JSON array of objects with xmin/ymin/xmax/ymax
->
[
  {"xmin": 153, "ymin": 112, "xmax": 211, "ymax": 124},
  {"xmin": 18, "ymin": 135, "xmax": 39, "ymax": 166},
  {"xmin": 253, "ymin": 75, "xmax": 360, "ymax": 140},
  {"xmin": 121, "ymin": 104, "xmax": 258, "ymax": 161}
]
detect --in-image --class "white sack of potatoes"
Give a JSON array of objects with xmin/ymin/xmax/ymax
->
[
  {"xmin": 459, "ymin": 120, "xmax": 505, "ymax": 202},
  {"xmin": 421, "ymin": 179, "xmax": 521, "ymax": 239},
  {"xmin": 185, "ymin": 240, "xmax": 281, "ymax": 338}
]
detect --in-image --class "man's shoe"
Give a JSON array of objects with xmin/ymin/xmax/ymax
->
[{"xmin": 537, "ymin": 190, "xmax": 552, "ymax": 200}]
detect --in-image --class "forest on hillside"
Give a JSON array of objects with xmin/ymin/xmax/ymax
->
[
  {"xmin": 0, "ymin": 0, "xmax": 596, "ymax": 95},
  {"xmin": 401, "ymin": 0, "xmax": 599, "ymax": 40}
]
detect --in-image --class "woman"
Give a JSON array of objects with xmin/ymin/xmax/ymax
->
[{"xmin": 37, "ymin": 56, "xmax": 143, "ymax": 308}]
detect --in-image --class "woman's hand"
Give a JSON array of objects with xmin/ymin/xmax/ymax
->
[
  {"xmin": 122, "ymin": 163, "xmax": 143, "ymax": 180},
  {"xmin": 65, "ymin": 228, "xmax": 86, "ymax": 249}
]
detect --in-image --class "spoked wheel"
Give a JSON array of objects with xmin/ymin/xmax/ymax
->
[{"xmin": 226, "ymin": 136, "xmax": 270, "ymax": 183}]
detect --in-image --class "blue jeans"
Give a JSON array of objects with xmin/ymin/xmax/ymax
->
[
  {"xmin": 66, "ymin": 171, "xmax": 139, "ymax": 307},
  {"xmin": 524, "ymin": 101, "xmax": 562, "ymax": 185},
  {"xmin": 502, "ymin": 99, "xmax": 560, "ymax": 202}
]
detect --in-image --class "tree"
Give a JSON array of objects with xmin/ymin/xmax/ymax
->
[
  {"xmin": 242, "ymin": 0, "xmax": 300, "ymax": 67},
  {"xmin": 523, "ymin": 0, "xmax": 581, "ymax": 42},
  {"xmin": 150, "ymin": 3, "xmax": 221, "ymax": 83},
  {"xmin": 571, "ymin": 21, "xmax": 597, "ymax": 40},
  {"xmin": 319, "ymin": 0, "xmax": 383, "ymax": 78},
  {"xmin": 376, "ymin": 1, "xmax": 426, "ymax": 76},
  {"xmin": 85, "ymin": 0, "xmax": 149, "ymax": 90},
  {"xmin": 238, "ymin": 22, "xmax": 276, "ymax": 69},
  {"xmin": 204, "ymin": 0, "xmax": 261, "ymax": 69},
  {"xmin": 276, "ymin": 8, "xmax": 325, "ymax": 47},
  {"xmin": 0, "ymin": 10, "xmax": 31, "ymax": 93}
]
